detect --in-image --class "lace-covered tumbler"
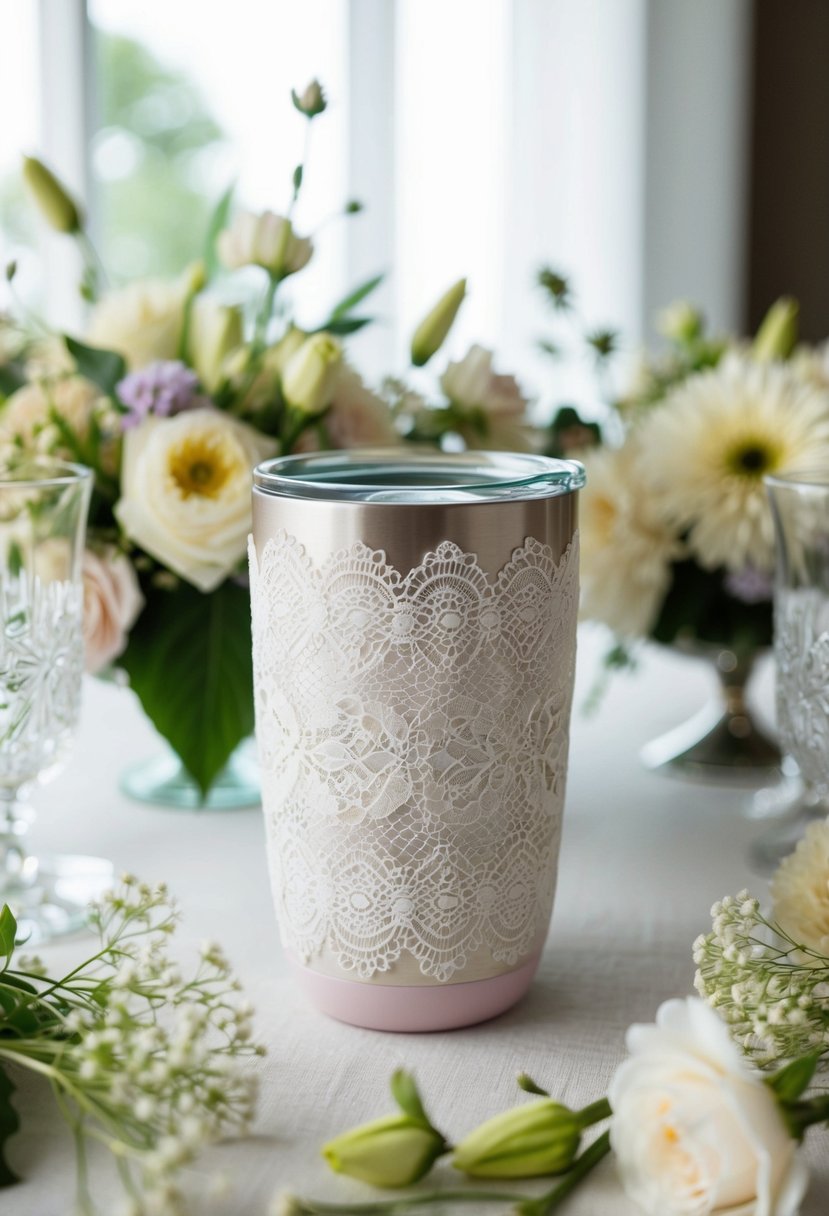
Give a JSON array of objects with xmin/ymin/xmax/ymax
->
[{"xmin": 250, "ymin": 450, "xmax": 584, "ymax": 1030}]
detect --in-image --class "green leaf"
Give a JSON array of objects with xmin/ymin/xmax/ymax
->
[
  {"xmin": 330, "ymin": 273, "xmax": 384, "ymax": 320},
  {"xmin": 313, "ymin": 316, "xmax": 374, "ymax": 337},
  {"xmin": 63, "ymin": 336, "xmax": 126, "ymax": 397},
  {"xmin": 119, "ymin": 580, "xmax": 254, "ymax": 799},
  {"xmin": 0, "ymin": 907, "xmax": 16, "ymax": 967},
  {"xmin": 0, "ymin": 363, "xmax": 26, "ymax": 398},
  {"xmin": 767, "ymin": 1053, "xmax": 820, "ymax": 1103},
  {"xmin": 0, "ymin": 1065, "xmax": 19, "ymax": 1186},
  {"xmin": 517, "ymin": 1072, "xmax": 550, "ymax": 1097},
  {"xmin": 390, "ymin": 1069, "xmax": 430, "ymax": 1126},
  {"xmin": 203, "ymin": 182, "xmax": 235, "ymax": 280},
  {"xmin": 292, "ymin": 164, "xmax": 303, "ymax": 194}
]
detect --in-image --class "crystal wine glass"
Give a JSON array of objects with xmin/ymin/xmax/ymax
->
[
  {"xmin": 752, "ymin": 470, "xmax": 829, "ymax": 868},
  {"xmin": 0, "ymin": 457, "xmax": 111, "ymax": 939}
]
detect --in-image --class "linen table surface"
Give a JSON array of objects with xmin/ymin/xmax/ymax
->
[{"xmin": 6, "ymin": 631, "xmax": 828, "ymax": 1215}]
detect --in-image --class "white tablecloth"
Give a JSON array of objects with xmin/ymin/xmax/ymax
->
[{"xmin": 6, "ymin": 631, "xmax": 829, "ymax": 1215}]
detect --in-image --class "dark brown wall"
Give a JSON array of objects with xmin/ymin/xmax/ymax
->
[{"xmin": 747, "ymin": 0, "xmax": 829, "ymax": 339}]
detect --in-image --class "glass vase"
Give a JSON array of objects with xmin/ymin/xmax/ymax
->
[{"xmin": 119, "ymin": 738, "xmax": 259, "ymax": 810}]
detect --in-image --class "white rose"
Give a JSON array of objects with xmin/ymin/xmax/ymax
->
[
  {"xmin": 87, "ymin": 267, "xmax": 201, "ymax": 369},
  {"xmin": 2, "ymin": 376, "xmax": 100, "ymax": 448},
  {"xmin": 440, "ymin": 344, "xmax": 527, "ymax": 416},
  {"xmin": 82, "ymin": 547, "xmax": 144, "ymax": 674},
  {"xmin": 217, "ymin": 211, "xmax": 313, "ymax": 278},
  {"xmin": 325, "ymin": 365, "xmax": 400, "ymax": 448},
  {"xmin": 114, "ymin": 408, "xmax": 275, "ymax": 592},
  {"xmin": 609, "ymin": 997, "xmax": 808, "ymax": 1216}
]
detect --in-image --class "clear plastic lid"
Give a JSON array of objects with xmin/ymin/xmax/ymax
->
[{"xmin": 253, "ymin": 449, "xmax": 585, "ymax": 505}]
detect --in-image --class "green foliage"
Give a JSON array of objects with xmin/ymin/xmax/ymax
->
[
  {"xmin": 649, "ymin": 558, "xmax": 773, "ymax": 651},
  {"xmin": 119, "ymin": 579, "xmax": 254, "ymax": 798},
  {"xmin": 94, "ymin": 32, "xmax": 227, "ymax": 279},
  {"xmin": 767, "ymin": 1053, "xmax": 820, "ymax": 1105},
  {"xmin": 0, "ymin": 907, "xmax": 15, "ymax": 968},
  {"xmin": 0, "ymin": 1066, "xmax": 19, "ymax": 1187},
  {"xmin": 63, "ymin": 335, "xmax": 126, "ymax": 397},
  {"xmin": 545, "ymin": 406, "xmax": 601, "ymax": 460},
  {"xmin": 203, "ymin": 183, "xmax": 235, "ymax": 281},
  {"xmin": 390, "ymin": 1070, "xmax": 430, "ymax": 1126}
]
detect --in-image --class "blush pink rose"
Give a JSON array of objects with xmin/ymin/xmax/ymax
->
[{"xmin": 82, "ymin": 548, "xmax": 144, "ymax": 674}]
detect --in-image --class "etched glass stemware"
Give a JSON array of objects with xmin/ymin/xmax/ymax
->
[
  {"xmin": 0, "ymin": 458, "xmax": 110, "ymax": 939},
  {"xmin": 753, "ymin": 471, "xmax": 829, "ymax": 867}
]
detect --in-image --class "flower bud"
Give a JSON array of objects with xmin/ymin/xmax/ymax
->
[
  {"xmin": 753, "ymin": 297, "xmax": 799, "ymax": 361},
  {"xmin": 292, "ymin": 79, "xmax": 327, "ymax": 118},
  {"xmin": 452, "ymin": 1100, "xmax": 582, "ymax": 1179},
  {"xmin": 322, "ymin": 1113, "xmax": 447, "ymax": 1188},
  {"xmin": 188, "ymin": 298, "xmax": 243, "ymax": 392},
  {"xmin": 22, "ymin": 155, "xmax": 82, "ymax": 234},
  {"xmin": 282, "ymin": 333, "xmax": 342, "ymax": 414},
  {"xmin": 657, "ymin": 300, "xmax": 703, "ymax": 345},
  {"xmin": 411, "ymin": 278, "xmax": 466, "ymax": 367}
]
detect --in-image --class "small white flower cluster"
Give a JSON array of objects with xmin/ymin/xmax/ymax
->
[
  {"xmin": 3, "ymin": 875, "xmax": 263, "ymax": 1216},
  {"xmin": 693, "ymin": 889, "xmax": 829, "ymax": 1066}
]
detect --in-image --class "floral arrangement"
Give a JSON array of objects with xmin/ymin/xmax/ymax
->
[
  {"xmin": 544, "ymin": 282, "xmax": 829, "ymax": 660},
  {"xmin": 270, "ymin": 822, "xmax": 829, "ymax": 1216},
  {"xmin": 0, "ymin": 875, "xmax": 262, "ymax": 1215},
  {"xmin": 0, "ymin": 82, "xmax": 537, "ymax": 800}
]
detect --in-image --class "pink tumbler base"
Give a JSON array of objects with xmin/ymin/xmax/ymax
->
[{"xmin": 288, "ymin": 950, "xmax": 542, "ymax": 1032}]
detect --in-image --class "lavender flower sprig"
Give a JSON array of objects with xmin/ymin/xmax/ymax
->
[{"xmin": 0, "ymin": 875, "xmax": 263, "ymax": 1215}]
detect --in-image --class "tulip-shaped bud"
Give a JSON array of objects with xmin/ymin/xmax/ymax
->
[
  {"xmin": 411, "ymin": 278, "xmax": 466, "ymax": 367},
  {"xmin": 322, "ymin": 1070, "xmax": 448, "ymax": 1189},
  {"xmin": 292, "ymin": 79, "xmax": 327, "ymax": 118},
  {"xmin": 657, "ymin": 300, "xmax": 703, "ymax": 345},
  {"xmin": 269, "ymin": 326, "xmax": 307, "ymax": 377},
  {"xmin": 452, "ymin": 1099, "xmax": 582, "ymax": 1179},
  {"xmin": 22, "ymin": 156, "xmax": 83, "ymax": 234},
  {"xmin": 282, "ymin": 333, "xmax": 342, "ymax": 414},
  {"xmin": 187, "ymin": 298, "xmax": 243, "ymax": 392},
  {"xmin": 753, "ymin": 297, "xmax": 799, "ymax": 361}
]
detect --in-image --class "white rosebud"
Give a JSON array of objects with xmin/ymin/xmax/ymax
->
[
  {"xmin": 281, "ymin": 333, "xmax": 342, "ymax": 414},
  {"xmin": 217, "ymin": 210, "xmax": 313, "ymax": 278},
  {"xmin": 292, "ymin": 79, "xmax": 327, "ymax": 118}
]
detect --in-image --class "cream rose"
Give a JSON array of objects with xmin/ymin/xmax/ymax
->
[
  {"xmin": 609, "ymin": 997, "xmax": 808, "ymax": 1216},
  {"xmin": 325, "ymin": 365, "xmax": 400, "ymax": 448},
  {"xmin": 82, "ymin": 548, "xmax": 144, "ymax": 674},
  {"xmin": 114, "ymin": 408, "xmax": 275, "ymax": 592},
  {"xmin": 87, "ymin": 268, "xmax": 200, "ymax": 369},
  {"xmin": 2, "ymin": 376, "xmax": 100, "ymax": 449},
  {"xmin": 440, "ymin": 344, "xmax": 527, "ymax": 416}
]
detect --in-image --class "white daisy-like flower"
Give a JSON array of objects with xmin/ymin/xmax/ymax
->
[
  {"xmin": 637, "ymin": 354, "xmax": 829, "ymax": 572},
  {"xmin": 579, "ymin": 441, "xmax": 683, "ymax": 637},
  {"xmin": 771, "ymin": 818, "xmax": 829, "ymax": 959}
]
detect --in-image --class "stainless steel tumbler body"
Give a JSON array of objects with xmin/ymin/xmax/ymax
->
[{"xmin": 250, "ymin": 450, "xmax": 583, "ymax": 1030}]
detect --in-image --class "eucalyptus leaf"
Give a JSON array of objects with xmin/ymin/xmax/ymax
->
[
  {"xmin": 119, "ymin": 580, "xmax": 254, "ymax": 798},
  {"xmin": 63, "ymin": 336, "xmax": 126, "ymax": 398},
  {"xmin": 0, "ymin": 1065, "xmax": 19, "ymax": 1187}
]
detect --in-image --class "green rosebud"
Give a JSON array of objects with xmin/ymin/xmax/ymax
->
[
  {"xmin": 281, "ymin": 333, "xmax": 342, "ymax": 413},
  {"xmin": 187, "ymin": 297, "xmax": 243, "ymax": 392},
  {"xmin": 657, "ymin": 300, "xmax": 703, "ymax": 345},
  {"xmin": 322, "ymin": 1070, "xmax": 448, "ymax": 1190},
  {"xmin": 753, "ymin": 296, "xmax": 799, "ymax": 361},
  {"xmin": 411, "ymin": 278, "xmax": 466, "ymax": 367},
  {"xmin": 22, "ymin": 155, "xmax": 82, "ymax": 234},
  {"xmin": 452, "ymin": 1099, "xmax": 582, "ymax": 1179},
  {"xmin": 292, "ymin": 79, "xmax": 327, "ymax": 118}
]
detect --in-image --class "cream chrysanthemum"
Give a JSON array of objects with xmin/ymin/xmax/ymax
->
[
  {"xmin": 580, "ymin": 442, "xmax": 683, "ymax": 637},
  {"xmin": 638, "ymin": 355, "xmax": 829, "ymax": 572},
  {"xmin": 771, "ymin": 819, "xmax": 829, "ymax": 959}
]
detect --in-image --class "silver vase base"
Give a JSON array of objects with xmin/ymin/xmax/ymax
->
[
  {"xmin": 1, "ymin": 853, "xmax": 114, "ymax": 944},
  {"xmin": 640, "ymin": 695, "xmax": 781, "ymax": 785}
]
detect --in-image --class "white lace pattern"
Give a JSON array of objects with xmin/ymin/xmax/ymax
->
[{"xmin": 249, "ymin": 530, "xmax": 579, "ymax": 982}]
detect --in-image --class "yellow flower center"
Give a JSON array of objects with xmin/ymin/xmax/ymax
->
[
  {"xmin": 725, "ymin": 437, "xmax": 780, "ymax": 478},
  {"xmin": 168, "ymin": 434, "xmax": 235, "ymax": 500}
]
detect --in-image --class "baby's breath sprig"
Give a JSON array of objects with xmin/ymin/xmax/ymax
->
[
  {"xmin": 693, "ymin": 889, "xmax": 829, "ymax": 1067},
  {"xmin": 0, "ymin": 875, "xmax": 264, "ymax": 1216}
]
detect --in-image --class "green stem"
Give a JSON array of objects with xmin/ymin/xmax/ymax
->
[
  {"xmin": 285, "ymin": 1190, "xmax": 528, "ymax": 1216},
  {"xmin": 515, "ymin": 1131, "xmax": 612, "ymax": 1216},
  {"xmin": 784, "ymin": 1093, "xmax": 829, "ymax": 1138},
  {"xmin": 576, "ymin": 1098, "xmax": 612, "ymax": 1128}
]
